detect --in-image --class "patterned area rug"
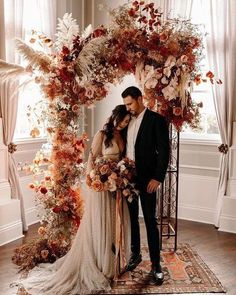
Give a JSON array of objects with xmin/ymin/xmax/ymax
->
[{"xmin": 106, "ymin": 243, "xmax": 226, "ymax": 294}]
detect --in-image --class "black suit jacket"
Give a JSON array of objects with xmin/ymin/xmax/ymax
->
[{"xmin": 134, "ymin": 109, "xmax": 170, "ymax": 188}]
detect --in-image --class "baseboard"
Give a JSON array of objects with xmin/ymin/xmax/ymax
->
[
  {"xmin": 0, "ymin": 220, "xmax": 24, "ymax": 246},
  {"xmin": 25, "ymin": 207, "xmax": 40, "ymax": 226},
  {"xmin": 219, "ymin": 215, "xmax": 236, "ymax": 234},
  {"xmin": 178, "ymin": 204, "xmax": 215, "ymax": 224}
]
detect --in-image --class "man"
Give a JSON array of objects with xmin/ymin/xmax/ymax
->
[{"xmin": 122, "ymin": 86, "xmax": 169, "ymax": 285}]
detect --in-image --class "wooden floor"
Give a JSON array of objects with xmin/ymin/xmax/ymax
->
[{"xmin": 0, "ymin": 219, "xmax": 236, "ymax": 295}]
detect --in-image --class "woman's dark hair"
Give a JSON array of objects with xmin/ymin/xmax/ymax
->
[
  {"xmin": 103, "ymin": 104, "xmax": 130, "ymax": 148},
  {"xmin": 121, "ymin": 86, "xmax": 142, "ymax": 100}
]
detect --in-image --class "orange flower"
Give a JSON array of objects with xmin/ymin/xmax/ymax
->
[
  {"xmin": 109, "ymin": 172, "xmax": 118, "ymax": 180},
  {"xmin": 194, "ymin": 74, "xmax": 202, "ymax": 85},
  {"xmin": 38, "ymin": 226, "xmax": 46, "ymax": 235},
  {"xmin": 59, "ymin": 110, "xmax": 67, "ymax": 118},
  {"xmin": 99, "ymin": 164, "xmax": 110, "ymax": 175},
  {"xmin": 91, "ymin": 180, "xmax": 104, "ymax": 192},
  {"xmin": 86, "ymin": 175, "xmax": 92, "ymax": 186},
  {"xmin": 123, "ymin": 189, "xmax": 131, "ymax": 197},
  {"xmin": 28, "ymin": 183, "xmax": 35, "ymax": 189},
  {"xmin": 173, "ymin": 107, "xmax": 182, "ymax": 116},
  {"xmin": 206, "ymin": 71, "xmax": 214, "ymax": 79},
  {"xmin": 159, "ymin": 32, "xmax": 168, "ymax": 42},
  {"xmin": 30, "ymin": 127, "xmax": 40, "ymax": 138}
]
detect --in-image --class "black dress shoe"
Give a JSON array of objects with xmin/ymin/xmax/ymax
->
[
  {"xmin": 125, "ymin": 253, "xmax": 142, "ymax": 272},
  {"xmin": 150, "ymin": 265, "xmax": 164, "ymax": 285}
]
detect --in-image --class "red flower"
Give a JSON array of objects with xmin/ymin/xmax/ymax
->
[
  {"xmin": 62, "ymin": 46, "xmax": 70, "ymax": 55},
  {"xmin": 128, "ymin": 8, "xmax": 136, "ymax": 17},
  {"xmin": 40, "ymin": 186, "xmax": 48, "ymax": 194},
  {"xmin": 59, "ymin": 67, "xmax": 74, "ymax": 82},
  {"xmin": 53, "ymin": 206, "xmax": 61, "ymax": 213},
  {"xmin": 92, "ymin": 26, "xmax": 107, "ymax": 38}
]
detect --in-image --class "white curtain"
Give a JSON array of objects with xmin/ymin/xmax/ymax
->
[
  {"xmin": 0, "ymin": 0, "xmax": 27, "ymax": 230},
  {"xmin": 153, "ymin": 0, "xmax": 193, "ymax": 19},
  {"xmin": 153, "ymin": 0, "xmax": 236, "ymax": 227},
  {"xmin": 205, "ymin": 0, "xmax": 236, "ymax": 227},
  {"xmin": 0, "ymin": 0, "xmax": 57, "ymax": 231}
]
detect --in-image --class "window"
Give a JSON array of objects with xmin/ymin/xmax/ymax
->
[
  {"xmin": 14, "ymin": 81, "xmax": 46, "ymax": 140},
  {"xmin": 8, "ymin": 0, "xmax": 52, "ymax": 141},
  {"xmin": 181, "ymin": 63, "xmax": 220, "ymax": 142},
  {"xmin": 180, "ymin": 1, "xmax": 220, "ymax": 142}
]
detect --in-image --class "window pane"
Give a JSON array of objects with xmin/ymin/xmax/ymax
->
[{"xmin": 14, "ymin": 81, "xmax": 46, "ymax": 140}]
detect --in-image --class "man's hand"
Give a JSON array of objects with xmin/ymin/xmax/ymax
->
[{"xmin": 147, "ymin": 179, "xmax": 160, "ymax": 194}]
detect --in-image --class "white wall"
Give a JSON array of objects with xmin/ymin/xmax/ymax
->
[{"xmin": 0, "ymin": 119, "xmax": 23, "ymax": 245}]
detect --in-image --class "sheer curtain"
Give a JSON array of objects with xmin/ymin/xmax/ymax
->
[
  {"xmin": 0, "ymin": 0, "xmax": 57, "ymax": 231},
  {"xmin": 153, "ymin": 0, "xmax": 236, "ymax": 227},
  {"xmin": 153, "ymin": 0, "xmax": 193, "ymax": 19},
  {"xmin": 205, "ymin": 0, "xmax": 236, "ymax": 227}
]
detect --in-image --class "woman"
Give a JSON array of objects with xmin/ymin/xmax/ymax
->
[{"xmin": 20, "ymin": 105, "xmax": 131, "ymax": 295}]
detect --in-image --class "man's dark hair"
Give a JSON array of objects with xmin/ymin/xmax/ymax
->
[{"xmin": 121, "ymin": 86, "xmax": 142, "ymax": 100}]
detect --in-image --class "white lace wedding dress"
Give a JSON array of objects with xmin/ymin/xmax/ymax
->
[{"xmin": 19, "ymin": 131, "xmax": 131, "ymax": 295}]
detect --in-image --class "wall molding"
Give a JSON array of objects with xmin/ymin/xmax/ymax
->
[
  {"xmin": 219, "ymin": 215, "xmax": 236, "ymax": 234},
  {"xmin": 178, "ymin": 203, "xmax": 215, "ymax": 224},
  {"xmin": 25, "ymin": 207, "xmax": 39, "ymax": 226},
  {"xmin": 180, "ymin": 164, "xmax": 220, "ymax": 171},
  {"xmin": 0, "ymin": 220, "xmax": 23, "ymax": 246}
]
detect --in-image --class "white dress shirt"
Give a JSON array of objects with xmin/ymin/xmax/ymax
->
[{"xmin": 126, "ymin": 108, "xmax": 146, "ymax": 161}]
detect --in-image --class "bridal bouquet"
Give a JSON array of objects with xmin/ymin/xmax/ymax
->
[{"xmin": 86, "ymin": 157, "xmax": 139, "ymax": 202}]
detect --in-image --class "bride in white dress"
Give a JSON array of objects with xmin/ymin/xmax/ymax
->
[{"xmin": 19, "ymin": 105, "xmax": 131, "ymax": 295}]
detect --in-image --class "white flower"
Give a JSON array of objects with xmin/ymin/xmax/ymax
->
[
  {"xmin": 176, "ymin": 68, "xmax": 181, "ymax": 76},
  {"xmin": 180, "ymin": 55, "xmax": 188, "ymax": 63},
  {"xmin": 120, "ymin": 164, "xmax": 126, "ymax": 172},
  {"xmin": 90, "ymin": 169, "xmax": 96, "ymax": 178},
  {"xmin": 161, "ymin": 76, "xmax": 169, "ymax": 84},
  {"xmin": 164, "ymin": 55, "xmax": 176, "ymax": 68},
  {"xmin": 145, "ymin": 77, "xmax": 158, "ymax": 89},
  {"xmin": 123, "ymin": 178, "xmax": 129, "ymax": 185},
  {"xmin": 162, "ymin": 85, "xmax": 177, "ymax": 101},
  {"xmin": 82, "ymin": 24, "xmax": 93, "ymax": 40},
  {"xmin": 55, "ymin": 13, "xmax": 79, "ymax": 50},
  {"xmin": 163, "ymin": 67, "xmax": 171, "ymax": 78}
]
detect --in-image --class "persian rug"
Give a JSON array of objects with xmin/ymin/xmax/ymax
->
[{"xmin": 106, "ymin": 243, "xmax": 226, "ymax": 294}]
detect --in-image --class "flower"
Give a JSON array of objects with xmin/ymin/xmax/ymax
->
[
  {"xmin": 72, "ymin": 104, "xmax": 80, "ymax": 113},
  {"xmin": 41, "ymin": 249, "xmax": 49, "ymax": 259},
  {"xmin": 38, "ymin": 226, "xmax": 46, "ymax": 235},
  {"xmin": 91, "ymin": 179, "xmax": 104, "ymax": 191},
  {"xmin": 87, "ymin": 157, "xmax": 138, "ymax": 202},
  {"xmin": 30, "ymin": 127, "xmax": 40, "ymax": 138}
]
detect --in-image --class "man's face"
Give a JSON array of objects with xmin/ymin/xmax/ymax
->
[{"xmin": 123, "ymin": 95, "xmax": 141, "ymax": 117}]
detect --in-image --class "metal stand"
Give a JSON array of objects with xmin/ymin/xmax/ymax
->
[{"xmin": 158, "ymin": 124, "xmax": 179, "ymax": 251}]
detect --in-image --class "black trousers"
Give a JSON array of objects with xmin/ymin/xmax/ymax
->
[{"xmin": 127, "ymin": 187, "xmax": 160, "ymax": 267}]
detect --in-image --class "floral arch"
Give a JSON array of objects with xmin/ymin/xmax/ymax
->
[{"xmin": 6, "ymin": 1, "xmax": 217, "ymax": 269}]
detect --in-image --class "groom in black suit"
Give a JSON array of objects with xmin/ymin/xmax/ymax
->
[{"xmin": 122, "ymin": 86, "xmax": 169, "ymax": 285}]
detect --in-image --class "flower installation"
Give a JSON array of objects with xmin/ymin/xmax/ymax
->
[
  {"xmin": 2, "ymin": 1, "xmax": 220, "ymax": 270},
  {"xmin": 87, "ymin": 157, "xmax": 139, "ymax": 202}
]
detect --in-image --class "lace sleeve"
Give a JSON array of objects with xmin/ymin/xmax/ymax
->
[{"xmin": 86, "ymin": 131, "xmax": 104, "ymax": 175}]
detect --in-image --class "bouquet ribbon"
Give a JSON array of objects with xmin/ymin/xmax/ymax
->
[{"xmin": 114, "ymin": 190, "xmax": 126, "ymax": 280}]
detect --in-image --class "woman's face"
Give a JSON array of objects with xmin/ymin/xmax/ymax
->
[{"xmin": 116, "ymin": 114, "xmax": 130, "ymax": 130}]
